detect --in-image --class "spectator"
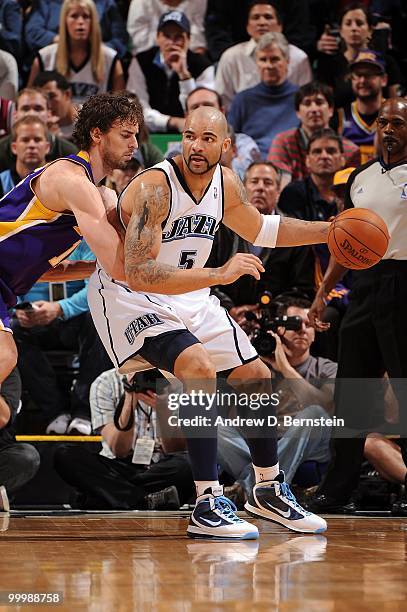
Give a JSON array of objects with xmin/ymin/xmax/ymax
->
[
  {"xmin": 228, "ymin": 32, "xmax": 299, "ymax": 158},
  {"xmin": 206, "ymin": 161, "xmax": 315, "ymax": 325},
  {"xmin": 217, "ymin": 296, "xmax": 337, "ymax": 503},
  {"xmin": 315, "ymin": 2, "xmax": 400, "ymax": 105},
  {"xmin": 32, "ymin": 71, "xmax": 78, "ymax": 140},
  {"xmin": 123, "ymin": 92, "xmax": 164, "ymax": 169},
  {"xmin": 220, "ymin": 124, "xmax": 238, "ymax": 170},
  {"xmin": 205, "ymin": 0, "xmax": 313, "ymax": 62},
  {"xmin": 0, "ymin": 50, "xmax": 18, "ymax": 101},
  {"xmin": 13, "ymin": 240, "xmax": 110, "ymax": 436},
  {"xmin": 0, "ymin": 116, "xmax": 50, "ymax": 197},
  {"xmin": 0, "ymin": 368, "xmax": 40, "ymax": 511},
  {"xmin": 54, "ymin": 369, "xmax": 195, "ymax": 509},
  {"xmin": 278, "ymin": 129, "xmax": 348, "ymax": 360},
  {"xmin": 25, "ymin": 0, "xmax": 128, "ymax": 59},
  {"xmin": 338, "ymin": 49, "xmax": 387, "ymax": 164},
  {"xmin": 0, "ymin": 0, "xmax": 23, "ymax": 61},
  {"xmin": 278, "ymin": 128, "xmax": 346, "ymax": 221},
  {"xmin": 127, "ymin": 10, "xmax": 214, "ymax": 133},
  {"xmin": 0, "ymin": 96, "xmax": 14, "ymax": 138},
  {"xmin": 0, "ymin": 88, "xmax": 77, "ymax": 172},
  {"xmin": 215, "ymin": 1, "xmax": 312, "ymax": 112},
  {"xmin": 166, "ymin": 86, "xmax": 261, "ymax": 179},
  {"xmin": 268, "ymin": 81, "xmax": 360, "ymax": 189},
  {"xmin": 127, "ymin": 0, "xmax": 207, "ymax": 55},
  {"xmin": 28, "ymin": 0, "xmax": 126, "ymax": 105}
]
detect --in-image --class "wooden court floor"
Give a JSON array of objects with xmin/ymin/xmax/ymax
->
[{"xmin": 0, "ymin": 512, "xmax": 406, "ymax": 611}]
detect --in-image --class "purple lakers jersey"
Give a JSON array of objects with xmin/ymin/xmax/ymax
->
[
  {"xmin": 338, "ymin": 102, "xmax": 376, "ymax": 165},
  {"xmin": 0, "ymin": 151, "xmax": 94, "ymax": 306}
]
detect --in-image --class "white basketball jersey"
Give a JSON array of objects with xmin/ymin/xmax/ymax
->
[
  {"xmin": 38, "ymin": 43, "xmax": 117, "ymax": 105},
  {"xmin": 119, "ymin": 158, "xmax": 224, "ymax": 271}
]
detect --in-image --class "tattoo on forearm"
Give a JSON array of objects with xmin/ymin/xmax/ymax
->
[{"xmin": 124, "ymin": 183, "xmax": 175, "ymax": 286}]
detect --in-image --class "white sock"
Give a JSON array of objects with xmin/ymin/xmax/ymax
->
[
  {"xmin": 253, "ymin": 463, "xmax": 280, "ymax": 483},
  {"xmin": 195, "ymin": 480, "xmax": 220, "ymax": 497}
]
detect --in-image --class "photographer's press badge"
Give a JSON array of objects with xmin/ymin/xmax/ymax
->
[{"xmin": 132, "ymin": 438, "xmax": 155, "ymax": 465}]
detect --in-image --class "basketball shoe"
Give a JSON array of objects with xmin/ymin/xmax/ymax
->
[
  {"xmin": 187, "ymin": 485, "xmax": 259, "ymax": 540},
  {"xmin": 244, "ymin": 471, "xmax": 327, "ymax": 533}
]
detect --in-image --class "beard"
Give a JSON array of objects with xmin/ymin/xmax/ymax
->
[
  {"xmin": 102, "ymin": 149, "xmax": 130, "ymax": 171},
  {"xmin": 183, "ymin": 149, "xmax": 223, "ymax": 175},
  {"xmin": 356, "ymin": 88, "xmax": 381, "ymax": 102}
]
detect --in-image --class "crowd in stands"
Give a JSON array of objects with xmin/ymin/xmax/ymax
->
[{"xmin": 0, "ymin": 0, "xmax": 407, "ymax": 513}]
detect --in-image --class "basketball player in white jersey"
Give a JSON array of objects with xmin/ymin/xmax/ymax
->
[{"xmin": 88, "ymin": 106, "xmax": 330, "ymax": 539}]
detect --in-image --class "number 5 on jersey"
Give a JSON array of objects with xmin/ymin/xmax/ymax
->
[{"xmin": 178, "ymin": 250, "xmax": 198, "ymax": 269}]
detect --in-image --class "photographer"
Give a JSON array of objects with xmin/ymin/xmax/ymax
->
[
  {"xmin": 217, "ymin": 296, "xmax": 337, "ymax": 502},
  {"xmin": 54, "ymin": 369, "xmax": 194, "ymax": 510}
]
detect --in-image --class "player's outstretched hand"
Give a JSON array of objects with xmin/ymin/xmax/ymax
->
[
  {"xmin": 218, "ymin": 253, "xmax": 265, "ymax": 285},
  {"xmin": 308, "ymin": 293, "xmax": 330, "ymax": 332}
]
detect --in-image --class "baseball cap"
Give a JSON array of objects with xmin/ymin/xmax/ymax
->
[
  {"xmin": 350, "ymin": 49, "xmax": 385, "ymax": 74},
  {"xmin": 157, "ymin": 10, "xmax": 191, "ymax": 34},
  {"xmin": 331, "ymin": 167, "xmax": 356, "ymax": 190}
]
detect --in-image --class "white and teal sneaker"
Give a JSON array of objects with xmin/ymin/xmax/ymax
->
[
  {"xmin": 187, "ymin": 485, "xmax": 259, "ymax": 540},
  {"xmin": 245, "ymin": 472, "xmax": 327, "ymax": 533}
]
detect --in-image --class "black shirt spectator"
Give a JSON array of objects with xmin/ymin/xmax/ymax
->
[{"xmin": 205, "ymin": 0, "xmax": 313, "ymax": 61}]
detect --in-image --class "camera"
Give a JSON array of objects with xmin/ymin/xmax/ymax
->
[
  {"xmin": 246, "ymin": 292, "xmax": 303, "ymax": 356},
  {"xmin": 124, "ymin": 369, "xmax": 164, "ymax": 394}
]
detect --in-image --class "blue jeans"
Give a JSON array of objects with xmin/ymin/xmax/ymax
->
[{"xmin": 217, "ymin": 405, "xmax": 332, "ymax": 493}]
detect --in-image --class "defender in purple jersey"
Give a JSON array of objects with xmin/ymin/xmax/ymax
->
[{"xmin": 0, "ymin": 92, "xmax": 143, "ymax": 384}]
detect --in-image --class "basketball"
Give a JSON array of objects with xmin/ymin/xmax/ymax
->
[{"xmin": 327, "ymin": 208, "xmax": 390, "ymax": 269}]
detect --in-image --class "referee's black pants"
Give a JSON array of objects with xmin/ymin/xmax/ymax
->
[{"xmin": 319, "ymin": 260, "xmax": 407, "ymax": 501}]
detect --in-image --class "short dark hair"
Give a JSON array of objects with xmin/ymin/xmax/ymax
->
[
  {"xmin": 307, "ymin": 128, "xmax": 344, "ymax": 153},
  {"xmin": 275, "ymin": 295, "xmax": 312, "ymax": 316},
  {"xmin": 247, "ymin": 1, "xmax": 282, "ymax": 25},
  {"xmin": 32, "ymin": 70, "xmax": 71, "ymax": 92},
  {"xmin": 72, "ymin": 93, "xmax": 144, "ymax": 150},
  {"xmin": 340, "ymin": 2, "xmax": 373, "ymax": 28},
  {"xmin": 244, "ymin": 160, "xmax": 282, "ymax": 187},
  {"xmin": 11, "ymin": 115, "xmax": 48, "ymax": 141},
  {"xmin": 186, "ymin": 87, "xmax": 223, "ymax": 112},
  {"xmin": 295, "ymin": 81, "xmax": 334, "ymax": 110}
]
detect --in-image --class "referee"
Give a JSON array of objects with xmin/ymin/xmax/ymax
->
[{"xmin": 308, "ymin": 98, "xmax": 407, "ymax": 511}]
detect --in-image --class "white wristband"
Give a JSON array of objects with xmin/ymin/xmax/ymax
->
[{"xmin": 253, "ymin": 214, "xmax": 280, "ymax": 248}]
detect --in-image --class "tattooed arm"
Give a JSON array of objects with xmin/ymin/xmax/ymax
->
[
  {"xmin": 222, "ymin": 168, "xmax": 330, "ymax": 246},
  {"xmin": 122, "ymin": 171, "xmax": 264, "ymax": 293}
]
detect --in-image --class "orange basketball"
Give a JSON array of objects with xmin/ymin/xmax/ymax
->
[{"xmin": 327, "ymin": 208, "xmax": 390, "ymax": 270}]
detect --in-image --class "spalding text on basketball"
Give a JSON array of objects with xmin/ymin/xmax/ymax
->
[{"xmin": 340, "ymin": 238, "xmax": 374, "ymax": 266}]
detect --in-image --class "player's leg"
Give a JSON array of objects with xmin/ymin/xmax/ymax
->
[
  {"xmin": 172, "ymin": 343, "xmax": 259, "ymax": 540},
  {"xmin": 227, "ymin": 358, "xmax": 327, "ymax": 533},
  {"xmin": 0, "ymin": 329, "xmax": 18, "ymax": 384}
]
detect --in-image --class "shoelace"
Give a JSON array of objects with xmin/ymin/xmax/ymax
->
[
  {"xmin": 280, "ymin": 482, "xmax": 310, "ymax": 515},
  {"xmin": 213, "ymin": 496, "xmax": 242, "ymax": 523}
]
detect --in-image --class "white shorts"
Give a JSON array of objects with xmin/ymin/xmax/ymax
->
[{"xmin": 88, "ymin": 267, "xmax": 257, "ymax": 374}]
